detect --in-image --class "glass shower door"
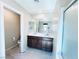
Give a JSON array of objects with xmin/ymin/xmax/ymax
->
[{"xmin": 62, "ymin": 1, "xmax": 78, "ymax": 59}]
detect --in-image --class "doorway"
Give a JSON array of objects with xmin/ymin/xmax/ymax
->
[{"xmin": 3, "ymin": 7, "xmax": 21, "ymax": 59}]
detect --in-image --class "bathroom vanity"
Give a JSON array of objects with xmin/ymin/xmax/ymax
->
[
  {"xmin": 27, "ymin": 20, "xmax": 54, "ymax": 52},
  {"xmin": 27, "ymin": 35, "xmax": 53, "ymax": 52}
]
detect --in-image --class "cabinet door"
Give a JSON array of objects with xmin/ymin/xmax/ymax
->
[
  {"xmin": 31, "ymin": 39, "xmax": 38, "ymax": 48},
  {"xmin": 27, "ymin": 38, "xmax": 32, "ymax": 47},
  {"xmin": 36, "ymin": 39, "xmax": 42, "ymax": 49},
  {"xmin": 42, "ymin": 40, "xmax": 53, "ymax": 52},
  {"xmin": 45, "ymin": 40, "xmax": 53, "ymax": 52}
]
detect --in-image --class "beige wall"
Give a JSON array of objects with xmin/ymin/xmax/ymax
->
[{"xmin": 4, "ymin": 8, "xmax": 20, "ymax": 49}]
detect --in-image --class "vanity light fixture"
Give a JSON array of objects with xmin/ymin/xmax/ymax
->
[{"xmin": 34, "ymin": 0, "xmax": 40, "ymax": 2}]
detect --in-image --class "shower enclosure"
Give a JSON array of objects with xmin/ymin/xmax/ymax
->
[{"xmin": 62, "ymin": 0, "xmax": 78, "ymax": 59}]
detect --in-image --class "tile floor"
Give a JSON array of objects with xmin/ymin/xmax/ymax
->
[{"xmin": 6, "ymin": 46, "xmax": 54, "ymax": 59}]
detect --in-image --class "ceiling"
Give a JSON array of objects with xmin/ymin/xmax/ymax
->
[
  {"xmin": 52, "ymin": 0, "xmax": 72, "ymax": 17},
  {"xmin": 14, "ymin": 0, "xmax": 72, "ymax": 15},
  {"xmin": 14, "ymin": 0, "xmax": 57, "ymax": 14},
  {"xmin": 13, "ymin": 0, "xmax": 73, "ymax": 29},
  {"xmin": 58, "ymin": 0, "xmax": 72, "ymax": 7}
]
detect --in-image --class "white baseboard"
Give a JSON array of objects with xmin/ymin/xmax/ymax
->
[{"xmin": 6, "ymin": 44, "xmax": 18, "ymax": 52}]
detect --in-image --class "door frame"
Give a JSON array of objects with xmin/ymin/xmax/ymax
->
[
  {"xmin": 3, "ymin": 6, "xmax": 21, "ymax": 51},
  {"xmin": 0, "ymin": 1, "xmax": 23, "ymax": 58},
  {"xmin": 56, "ymin": 0, "xmax": 78, "ymax": 59},
  {"xmin": 61, "ymin": 0, "xmax": 78, "ymax": 59}
]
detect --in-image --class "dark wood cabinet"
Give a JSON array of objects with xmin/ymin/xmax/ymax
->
[{"xmin": 27, "ymin": 36, "xmax": 53, "ymax": 52}]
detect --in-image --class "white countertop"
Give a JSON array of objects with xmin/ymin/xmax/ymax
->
[{"xmin": 27, "ymin": 33, "xmax": 55, "ymax": 38}]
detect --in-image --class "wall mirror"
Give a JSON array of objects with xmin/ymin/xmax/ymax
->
[
  {"xmin": 38, "ymin": 21, "xmax": 53, "ymax": 35},
  {"xmin": 28, "ymin": 20, "xmax": 53, "ymax": 36},
  {"xmin": 28, "ymin": 21, "xmax": 37, "ymax": 33}
]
